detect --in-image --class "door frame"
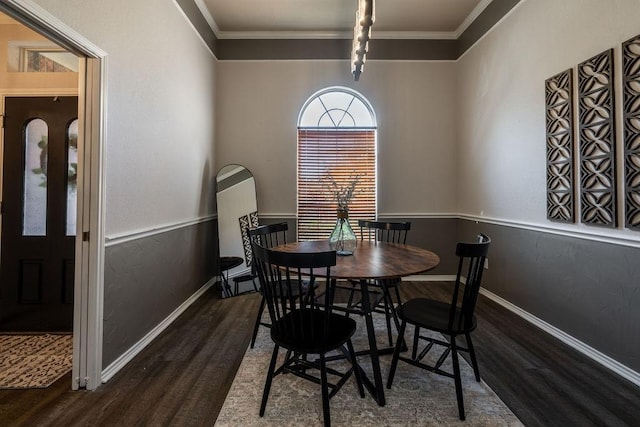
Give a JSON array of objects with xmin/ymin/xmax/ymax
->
[{"xmin": 0, "ymin": 0, "xmax": 107, "ymax": 390}]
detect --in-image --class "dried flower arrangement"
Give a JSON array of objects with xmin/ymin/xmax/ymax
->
[{"xmin": 324, "ymin": 170, "xmax": 362, "ymax": 211}]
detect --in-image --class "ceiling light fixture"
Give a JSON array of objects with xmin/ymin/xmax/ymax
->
[{"xmin": 351, "ymin": 0, "xmax": 374, "ymax": 81}]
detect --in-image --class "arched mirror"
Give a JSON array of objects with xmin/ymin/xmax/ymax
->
[{"xmin": 216, "ymin": 164, "xmax": 258, "ymax": 298}]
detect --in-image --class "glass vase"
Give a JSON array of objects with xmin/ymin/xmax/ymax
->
[{"xmin": 328, "ymin": 209, "xmax": 357, "ymax": 256}]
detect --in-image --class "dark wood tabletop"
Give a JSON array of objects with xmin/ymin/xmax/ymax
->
[{"xmin": 274, "ymin": 240, "xmax": 440, "ymax": 279}]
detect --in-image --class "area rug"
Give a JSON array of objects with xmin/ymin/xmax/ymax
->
[
  {"xmin": 215, "ymin": 313, "xmax": 522, "ymax": 426},
  {"xmin": 0, "ymin": 334, "xmax": 72, "ymax": 389}
]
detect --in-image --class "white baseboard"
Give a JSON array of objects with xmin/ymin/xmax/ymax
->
[
  {"xmin": 101, "ymin": 278, "xmax": 215, "ymax": 383},
  {"xmin": 479, "ymin": 287, "xmax": 640, "ymax": 388},
  {"xmin": 403, "ymin": 274, "xmax": 456, "ymax": 282}
]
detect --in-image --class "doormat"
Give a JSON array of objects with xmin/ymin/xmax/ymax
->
[{"xmin": 0, "ymin": 334, "xmax": 72, "ymax": 389}]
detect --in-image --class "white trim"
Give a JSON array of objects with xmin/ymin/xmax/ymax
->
[
  {"xmin": 196, "ymin": 0, "xmax": 492, "ymax": 41},
  {"xmin": 215, "ymin": 30, "xmax": 464, "ymax": 40},
  {"xmin": 257, "ymin": 212, "xmax": 640, "ymax": 249},
  {"xmin": 402, "ymin": 274, "xmax": 456, "ymax": 282},
  {"xmin": 479, "ymin": 288, "xmax": 640, "ymax": 389},
  {"xmin": 459, "ymin": 214, "xmax": 640, "ymax": 249},
  {"xmin": 380, "ymin": 212, "xmax": 459, "ymax": 219},
  {"xmin": 1, "ymin": 0, "xmax": 108, "ymax": 392},
  {"xmin": 259, "ymin": 213, "xmax": 296, "ymax": 219},
  {"xmin": 453, "ymin": 0, "xmax": 493, "ymax": 38},
  {"xmin": 105, "ymin": 214, "xmax": 217, "ymax": 247},
  {"xmin": 2, "ymin": 0, "xmax": 107, "ymax": 58},
  {"xmin": 0, "ymin": 88, "xmax": 78, "ymax": 95},
  {"xmin": 216, "ymin": 30, "xmax": 351, "ymax": 40},
  {"xmin": 101, "ymin": 278, "xmax": 215, "ymax": 383},
  {"xmin": 192, "ymin": 0, "xmax": 220, "ymax": 35},
  {"xmin": 172, "ymin": 0, "xmax": 217, "ymax": 60},
  {"xmin": 457, "ymin": 0, "xmax": 525, "ymax": 61}
]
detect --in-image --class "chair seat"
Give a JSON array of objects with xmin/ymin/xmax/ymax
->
[
  {"xmin": 398, "ymin": 298, "xmax": 477, "ymax": 335},
  {"xmin": 271, "ymin": 309, "xmax": 357, "ymax": 354}
]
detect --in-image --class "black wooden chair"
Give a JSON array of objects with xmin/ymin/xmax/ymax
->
[
  {"xmin": 248, "ymin": 222, "xmax": 290, "ymax": 348},
  {"xmin": 340, "ymin": 220, "xmax": 411, "ymax": 346},
  {"xmin": 386, "ymin": 234, "xmax": 490, "ymax": 421},
  {"xmin": 252, "ymin": 242, "xmax": 364, "ymax": 427}
]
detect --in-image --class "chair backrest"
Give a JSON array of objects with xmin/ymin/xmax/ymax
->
[
  {"xmin": 252, "ymin": 242, "xmax": 336, "ymax": 337},
  {"xmin": 249, "ymin": 222, "xmax": 289, "ymax": 248},
  {"xmin": 358, "ymin": 220, "xmax": 411, "ymax": 244},
  {"xmin": 450, "ymin": 234, "xmax": 491, "ymax": 330}
]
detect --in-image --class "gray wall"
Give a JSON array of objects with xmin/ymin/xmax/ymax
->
[
  {"xmin": 28, "ymin": 0, "xmax": 220, "ymax": 372},
  {"xmin": 103, "ymin": 220, "xmax": 218, "ymax": 367},
  {"xmin": 459, "ymin": 219, "xmax": 640, "ymax": 373}
]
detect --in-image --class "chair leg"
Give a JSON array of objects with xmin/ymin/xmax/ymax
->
[
  {"xmin": 412, "ymin": 326, "xmax": 420, "ymax": 360},
  {"xmin": 383, "ymin": 292, "xmax": 393, "ymax": 346},
  {"xmin": 385, "ymin": 287, "xmax": 403, "ymax": 342},
  {"xmin": 346, "ymin": 281, "xmax": 357, "ymax": 313},
  {"xmin": 386, "ymin": 320, "xmax": 407, "ymax": 389},
  {"xmin": 260, "ymin": 344, "xmax": 279, "ymax": 417},
  {"xmin": 346, "ymin": 338, "xmax": 365, "ymax": 398},
  {"xmin": 450, "ymin": 337, "xmax": 466, "ymax": 421},
  {"xmin": 465, "ymin": 333, "xmax": 481, "ymax": 381},
  {"xmin": 250, "ymin": 295, "xmax": 267, "ymax": 349},
  {"xmin": 393, "ymin": 283, "xmax": 402, "ymax": 306},
  {"xmin": 320, "ymin": 354, "xmax": 331, "ymax": 427}
]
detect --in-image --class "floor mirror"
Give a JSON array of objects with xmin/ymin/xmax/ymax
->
[{"xmin": 215, "ymin": 164, "xmax": 259, "ymax": 298}]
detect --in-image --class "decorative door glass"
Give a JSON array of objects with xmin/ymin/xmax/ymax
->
[
  {"xmin": 66, "ymin": 119, "xmax": 78, "ymax": 236},
  {"xmin": 23, "ymin": 118, "xmax": 48, "ymax": 236}
]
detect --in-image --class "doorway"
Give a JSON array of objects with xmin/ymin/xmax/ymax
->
[
  {"xmin": 1, "ymin": 96, "xmax": 78, "ymax": 332},
  {"xmin": 0, "ymin": 1, "xmax": 107, "ymax": 390}
]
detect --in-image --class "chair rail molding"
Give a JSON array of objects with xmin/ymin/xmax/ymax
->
[{"xmin": 105, "ymin": 214, "xmax": 217, "ymax": 247}]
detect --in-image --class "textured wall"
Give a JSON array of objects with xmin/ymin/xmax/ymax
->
[
  {"xmin": 455, "ymin": 0, "xmax": 640, "ymax": 373},
  {"xmin": 460, "ymin": 219, "xmax": 640, "ymax": 373},
  {"xmin": 103, "ymin": 220, "xmax": 217, "ymax": 368},
  {"xmin": 215, "ymin": 60, "xmax": 458, "ymax": 217},
  {"xmin": 32, "ymin": 0, "xmax": 218, "ymax": 236},
  {"xmin": 29, "ymin": 0, "xmax": 220, "ymax": 370}
]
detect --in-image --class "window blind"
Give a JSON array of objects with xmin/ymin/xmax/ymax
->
[{"xmin": 297, "ymin": 129, "xmax": 376, "ymax": 241}]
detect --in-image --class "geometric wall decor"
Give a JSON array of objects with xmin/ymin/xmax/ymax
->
[
  {"xmin": 545, "ymin": 69, "xmax": 575, "ymax": 222},
  {"xmin": 577, "ymin": 48, "xmax": 617, "ymax": 227},
  {"xmin": 238, "ymin": 211, "xmax": 259, "ymax": 267},
  {"xmin": 623, "ymin": 34, "xmax": 640, "ymax": 230}
]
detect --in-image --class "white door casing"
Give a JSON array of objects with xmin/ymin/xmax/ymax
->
[{"xmin": 0, "ymin": 0, "xmax": 107, "ymax": 390}]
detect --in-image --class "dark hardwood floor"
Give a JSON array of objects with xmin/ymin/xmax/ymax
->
[{"xmin": 1, "ymin": 281, "xmax": 639, "ymax": 426}]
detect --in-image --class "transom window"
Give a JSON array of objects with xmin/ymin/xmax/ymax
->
[{"xmin": 297, "ymin": 87, "xmax": 377, "ymax": 241}]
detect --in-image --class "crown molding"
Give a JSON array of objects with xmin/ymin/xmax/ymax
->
[
  {"xmin": 453, "ymin": 0, "xmax": 493, "ymax": 38},
  {"xmin": 203, "ymin": 0, "xmax": 494, "ymax": 42},
  {"xmin": 193, "ymin": 0, "xmax": 220, "ymax": 35}
]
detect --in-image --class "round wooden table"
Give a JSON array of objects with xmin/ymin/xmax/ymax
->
[
  {"xmin": 273, "ymin": 240, "xmax": 440, "ymax": 406},
  {"xmin": 276, "ymin": 239, "xmax": 440, "ymax": 279}
]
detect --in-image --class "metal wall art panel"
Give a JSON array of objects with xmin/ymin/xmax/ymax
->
[
  {"xmin": 623, "ymin": 34, "xmax": 640, "ymax": 230},
  {"xmin": 578, "ymin": 49, "xmax": 617, "ymax": 227},
  {"xmin": 545, "ymin": 69, "xmax": 575, "ymax": 222}
]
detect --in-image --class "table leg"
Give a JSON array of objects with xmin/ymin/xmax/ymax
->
[
  {"xmin": 222, "ymin": 271, "xmax": 233, "ymax": 298},
  {"xmin": 359, "ymin": 278, "xmax": 386, "ymax": 406}
]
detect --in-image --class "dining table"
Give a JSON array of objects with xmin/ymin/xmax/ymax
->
[{"xmin": 273, "ymin": 239, "xmax": 440, "ymax": 406}]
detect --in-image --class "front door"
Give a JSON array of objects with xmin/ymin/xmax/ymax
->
[{"xmin": 0, "ymin": 96, "xmax": 78, "ymax": 332}]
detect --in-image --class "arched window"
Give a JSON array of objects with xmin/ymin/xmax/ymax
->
[{"xmin": 297, "ymin": 87, "xmax": 377, "ymax": 240}]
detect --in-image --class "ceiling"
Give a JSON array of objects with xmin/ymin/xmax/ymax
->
[{"xmin": 199, "ymin": 0, "xmax": 490, "ymax": 39}]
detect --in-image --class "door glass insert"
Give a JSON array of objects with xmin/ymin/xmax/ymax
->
[
  {"xmin": 23, "ymin": 118, "xmax": 48, "ymax": 236},
  {"xmin": 66, "ymin": 119, "xmax": 78, "ymax": 236}
]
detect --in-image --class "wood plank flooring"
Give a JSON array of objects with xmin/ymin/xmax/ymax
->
[{"xmin": 1, "ymin": 281, "xmax": 639, "ymax": 426}]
